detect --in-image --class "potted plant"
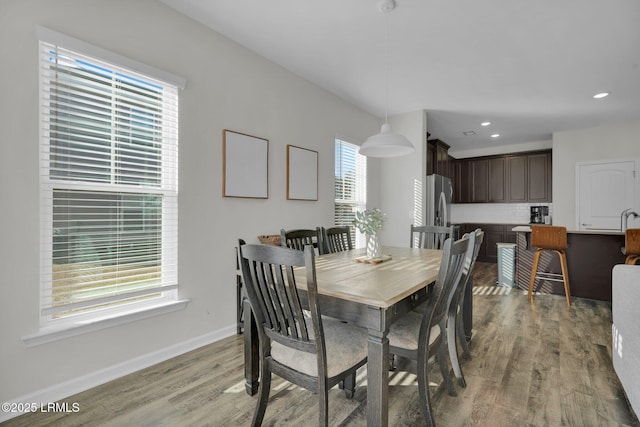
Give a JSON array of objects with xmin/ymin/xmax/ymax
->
[{"xmin": 352, "ymin": 208, "xmax": 386, "ymax": 259}]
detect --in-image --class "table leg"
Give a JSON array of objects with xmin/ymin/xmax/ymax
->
[
  {"xmin": 243, "ymin": 299, "xmax": 259, "ymax": 396},
  {"xmin": 367, "ymin": 329, "xmax": 389, "ymax": 427}
]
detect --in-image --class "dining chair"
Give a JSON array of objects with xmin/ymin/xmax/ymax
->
[
  {"xmin": 319, "ymin": 225, "xmax": 353, "ymax": 255},
  {"xmin": 446, "ymin": 228, "xmax": 484, "ymax": 388},
  {"xmin": 387, "ymin": 234, "xmax": 473, "ymax": 426},
  {"xmin": 624, "ymin": 228, "xmax": 640, "ymax": 264},
  {"xmin": 280, "ymin": 228, "xmax": 321, "ymax": 251},
  {"xmin": 238, "ymin": 241, "xmax": 368, "ymax": 427},
  {"xmin": 235, "ymin": 238, "xmax": 246, "ymax": 335},
  {"xmin": 410, "ymin": 225, "xmax": 454, "ymax": 250}
]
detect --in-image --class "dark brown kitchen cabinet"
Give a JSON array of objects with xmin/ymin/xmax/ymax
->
[
  {"xmin": 460, "ymin": 223, "xmax": 523, "ymax": 262},
  {"xmin": 426, "ymin": 143, "xmax": 434, "ymax": 175},
  {"xmin": 427, "ymin": 139, "xmax": 452, "ymax": 178},
  {"xmin": 528, "ymin": 152, "xmax": 551, "ymax": 202},
  {"xmin": 507, "ymin": 155, "xmax": 527, "ymax": 202},
  {"xmin": 447, "ymin": 154, "xmax": 456, "ymax": 182},
  {"xmin": 436, "ymin": 143, "xmax": 448, "ymax": 175},
  {"xmin": 452, "ymin": 150, "xmax": 552, "ymax": 204},
  {"xmin": 488, "ymin": 157, "xmax": 506, "ymax": 202},
  {"xmin": 483, "ymin": 227, "xmax": 504, "ymax": 263},
  {"xmin": 471, "ymin": 159, "xmax": 489, "ymax": 202},
  {"xmin": 453, "ymin": 160, "xmax": 470, "ymax": 203}
]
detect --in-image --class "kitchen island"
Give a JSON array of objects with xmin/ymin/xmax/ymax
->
[{"xmin": 512, "ymin": 226, "xmax": 626, "ymax": 302}]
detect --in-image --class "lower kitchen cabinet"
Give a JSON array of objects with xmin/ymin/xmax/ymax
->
[{"xmin": 459, "ymin": 223, "xmax": 523, "ymax": 263}]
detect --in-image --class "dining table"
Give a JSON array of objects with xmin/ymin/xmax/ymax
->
[{"xmin": 242, "ymin": 245, "xmax": 473, "ymax": 426}]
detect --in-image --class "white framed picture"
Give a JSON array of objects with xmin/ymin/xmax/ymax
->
[
  {"xmin": 223, "ymin": 129, "xmax": 269, "ymax": 199},
  {"xmin": 286, "ymin": 145, "xmax": 318, "ymax": 201}
]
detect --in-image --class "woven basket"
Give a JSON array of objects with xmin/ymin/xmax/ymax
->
[{"xmin": 258, "ymin": 234, "xmax": 281, "ymax": 246}]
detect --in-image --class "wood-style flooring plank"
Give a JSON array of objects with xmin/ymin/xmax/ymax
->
[{"xmin": 5, "ymin": 262, "xmax": 638, "ymax": 427}]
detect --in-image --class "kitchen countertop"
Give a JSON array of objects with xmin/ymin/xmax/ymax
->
[{"xmin": 512, "ymin": 225, "xmax": 624, "ymax": 236}]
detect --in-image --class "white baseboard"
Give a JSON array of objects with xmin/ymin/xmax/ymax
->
[{"xmin": 1, "ymin": 325, "xmax": 237, "ymax": 422}]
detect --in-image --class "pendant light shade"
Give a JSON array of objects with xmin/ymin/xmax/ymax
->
[
  {"xmin": 359, "ymin": 123, "xmax": 414, "ymax": 157},
  {"xmin": 358, "ymin": 0, "xmax": 415, "ymax": 158}
]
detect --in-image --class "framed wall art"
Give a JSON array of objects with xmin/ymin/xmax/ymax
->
[
  {"xmin": 223, "ymin": 129, "xmax": 269, "ymax": 199},
  {"xmin": 286, "ymin": 145, "xmax": 318, "ymax": 201}
]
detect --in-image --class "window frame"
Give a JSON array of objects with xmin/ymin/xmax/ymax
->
[
  {"xmin": 334, "ymin": 137, "xmax": 367, "ymax": 248},
  {"xmin": 35, "ymin": 27, "xmax": 186, "ymax": 337}
]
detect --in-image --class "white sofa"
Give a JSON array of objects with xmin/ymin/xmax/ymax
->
[{"xmin": 612, "ymin": 264, "xmax": 640, "ymax": 417}]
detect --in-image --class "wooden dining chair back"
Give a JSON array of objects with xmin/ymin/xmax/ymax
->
[
  {"xmin": 238, "ymin": 242, "xmax": 368, "ymax": 426},
  {"xmin": 527, "ymin": 225, "xmax": 571, "ymax": 306},
  {"xmin": 280, "ymin": 228, "xmax": 320, "ymax": 251},
  {"xmin": 235, "ymin": 238, "xmax": 246, "ymax": 335},
  {"xmin": 410, "ymin": 225, "xmax": 454, "ymax": 250},
  {"xmin": 387, "ymin": 234, "xmax": 471, "ymax": 426},
  {"xmin": 446, "ymin": 229, "xmax": 484, "ymax": 388},
  {"xmin": 319, "ymin": 226, "xmax": 353, "ymax": 255},
  {"xmin": 625, "ymin": 228, "xmax": 640, "ymax": 264}
]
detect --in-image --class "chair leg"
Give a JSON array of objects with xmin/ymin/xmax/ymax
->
[
  {"xmin": 437, "ymin": 337, "xmax": 457, "ymax": 397},
  {"xmin": 558, "ymin": 250, "xmax": 572, "ymax": 306},
  {"xmin": 319, "ymin": 382, "xmax": 329, "ymax": 427},
  {"xmin": 456, "ymin": 311, "xmax": 471, "ymax": 360},
  {"xmin": 251, "ymin": 361, "xmax": 271, "ymax": 427},
  {"xmin": 528, "ymin": 249, "xmax": 542, "ymax": 303},
  {"xmin": 340, "ymin": 372, "xmax": 356, "ymax": 399},
  {"xmin": 417, "ymin": 340, "xmax": 436, "ymax": 427},
  {"xmin": 447, "ymin": 310, "xmax": 466, "ymax": 388}
]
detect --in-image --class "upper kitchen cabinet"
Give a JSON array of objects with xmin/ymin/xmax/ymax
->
[
  {"xmin": 507, "ymin": 155, "xmax": 527, "ymax": 202},
  {"xmin": 453, "ymin": 150, "xmax": 552, "ymax": 203},
  {"xmin": 453, "ymin": 160, "xmax": 470, "ymax": 203},
  {"xmin": 427, "ymin": 139, "xmax": 452, "ymax": 178},
  {"xmin": 489, "ymin": 157, "xmax": 506, "ymax": 202},
  {"xmin": 527, "ymin": 152, "xmax": 552, "ymax": 202},
  {"xmin": 471, "ymin": 159, "xmax": 489, "ymax": 202}
]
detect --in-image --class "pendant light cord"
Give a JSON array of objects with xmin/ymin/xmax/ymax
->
[{"xmin": 384, "ymin": 8, "xmax": 389, "ymax": 124}]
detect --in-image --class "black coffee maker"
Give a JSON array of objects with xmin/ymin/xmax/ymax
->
[{"xmin": 530, "ymin": 206, "xmax": 549, "ymax": 224}]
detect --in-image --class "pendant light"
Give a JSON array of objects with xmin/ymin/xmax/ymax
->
[{"xmin": 359, "ymin": 0, "xmax": 415, "ymax": 158}]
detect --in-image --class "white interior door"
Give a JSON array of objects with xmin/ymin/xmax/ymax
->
[{"xmin": 577, "ymin": 160, "xmax": 636, "ymax": 230}]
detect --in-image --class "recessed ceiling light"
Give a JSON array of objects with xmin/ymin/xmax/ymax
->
[
  {"xmin": 481, "ymin": 122, "xmax": 491, "ymax": 126},
  {"xmin": 491, "ymin": 134, "xmax": 500, "ymax": 138},
  {"xmin": 593, "ymin": 92, "xmax": 609, "ymax": 99},
  {"xmin": 463, "ymin": 130, "xmax": 476, "ymax": 136}
]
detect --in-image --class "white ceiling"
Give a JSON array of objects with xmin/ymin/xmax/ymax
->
[{"xmin": 159, "ymin": 0, "xmax": 640, "ymax": 151}]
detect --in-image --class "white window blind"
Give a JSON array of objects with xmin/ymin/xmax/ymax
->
[
  {"xmin": 39, "ymin": 35, "xmax": 180, "ymax": 322},
  {"xmin": 334, "ymin": 139, "xmax": 367, "ymax": 247}
]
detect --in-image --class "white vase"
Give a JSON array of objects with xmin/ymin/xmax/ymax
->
[{"xmin": 366, "ymin": 234, "xmax": 381, "ymax": 259}]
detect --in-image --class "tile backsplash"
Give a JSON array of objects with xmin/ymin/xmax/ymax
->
[{"xmin": 450, "ymin": 203, "xmax": 553, "ymax": 225}]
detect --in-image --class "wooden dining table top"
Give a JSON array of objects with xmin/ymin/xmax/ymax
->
[{"xmin": 295, "ymin": 246, "xmax": 443, "ymax": 308}]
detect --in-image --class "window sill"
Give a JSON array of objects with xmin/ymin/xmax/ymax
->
[{"xmin": 22, "ymin": 299, "xmax": 189, "ymax": 347}]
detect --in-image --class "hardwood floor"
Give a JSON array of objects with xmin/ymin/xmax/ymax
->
[{"xmin": 6, "ymin": 263, "xmax": 638, "ymax": 426}]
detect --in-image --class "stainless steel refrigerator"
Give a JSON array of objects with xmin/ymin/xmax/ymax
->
[{"xmin": 425, "ymin": 174, "xmax": 453, "ymax": 226}]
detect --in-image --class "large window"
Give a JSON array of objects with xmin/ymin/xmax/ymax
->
[
  {"xmin": 38, "ymin": 30, "xmax": 183, "ymax": 328},
  {"xmin": 334, "ymin": 138, "xmax": 367, "ymax": 247}
]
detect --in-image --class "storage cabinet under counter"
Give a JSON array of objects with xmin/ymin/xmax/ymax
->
[
  {"xmin": 459, "ymin": 223, "xmax": 524, "ymax": 263},
  {"xmin": 512, "ymin": 226, "xmax": 626, "ymax": 302}
]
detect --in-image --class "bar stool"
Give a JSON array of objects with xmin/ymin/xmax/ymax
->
[
  {"xmin": 528, "ymin": 225, "xmax": 571, "ymax": 306},
  {"xmin": 624, "ymin": 228, "xmax": 640, "ymax": 265}
]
